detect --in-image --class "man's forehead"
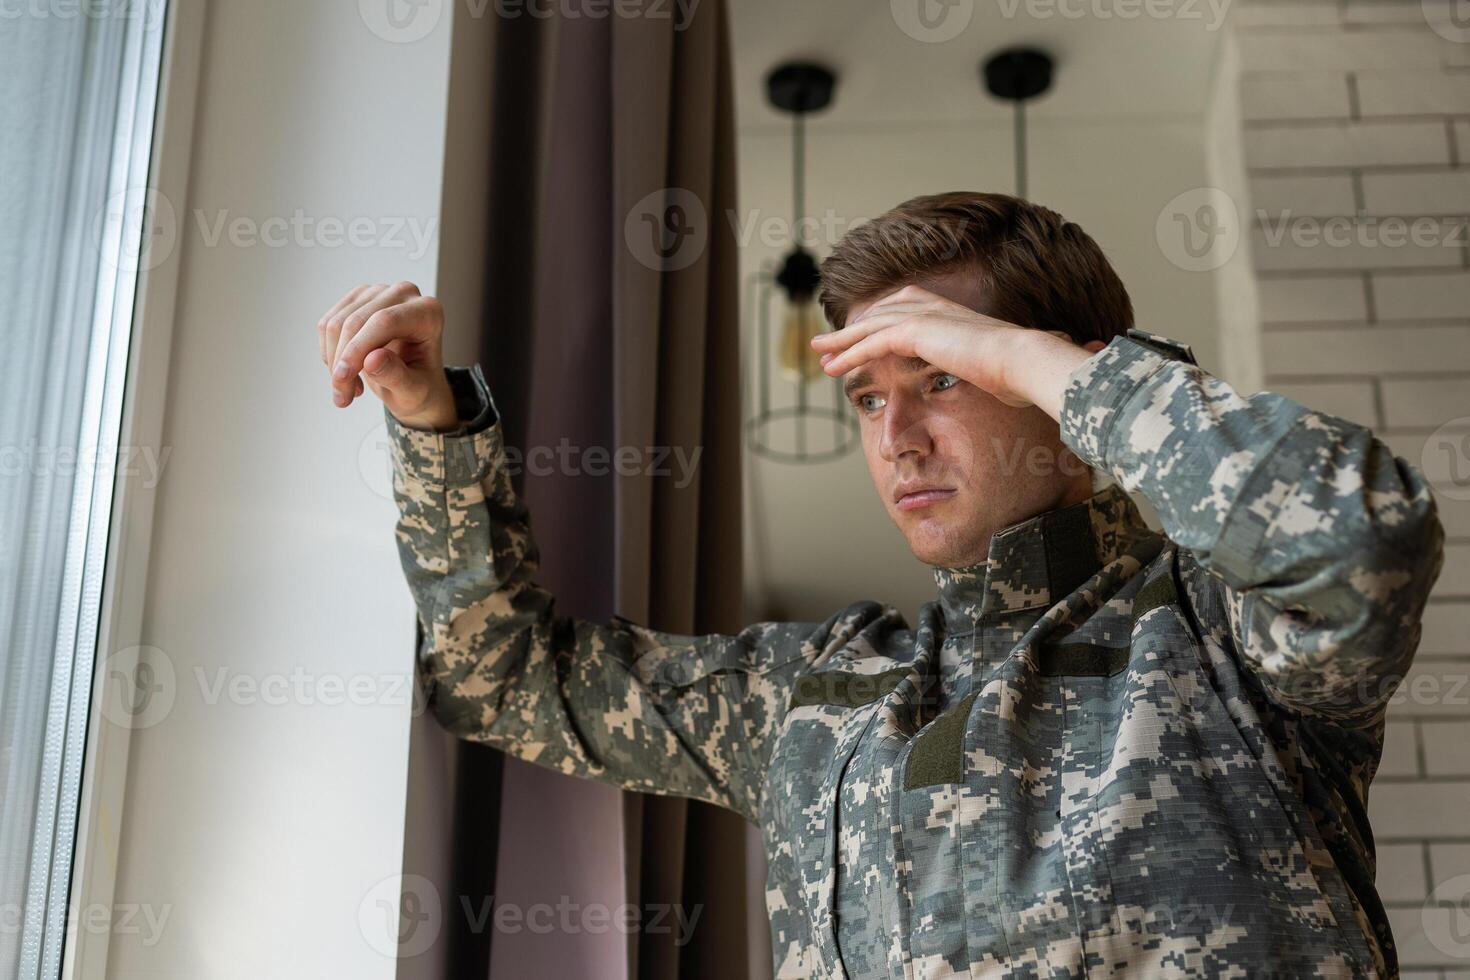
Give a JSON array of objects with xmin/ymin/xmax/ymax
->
[{"xmin": 844, "ymin": 269, "xmax": 987, "ymax": 328}]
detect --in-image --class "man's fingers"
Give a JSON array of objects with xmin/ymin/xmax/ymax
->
[
  {"xmin": 319, "ymin": 282, "xmax": 444, "ymax": 413},
  {"xmin": 331, "ymin": 283, "xmax": 417, "ymax": 367},
  {"xmin": 821, "ymin": 322, "xmax": 912, "ymax": 377},
  {"xmin": 320, "ymin": 283, "xmax": 378, "ymax": 330},
  {"xmin": 850, "ymin": 284, "xmax": 943, "ymax": 322},
  {"xmin": 362, "ymin": 348, "xmax": 426, "ymax": 408},
  {"xmin": 810, "ymin": 309, "xmax": 911, "ymax": 352},
  {"xmin": 321, "ymin": 283, "xmax": 387, "ymax": 370},
  {"xmin": 363, "ymin": 347, "xmax": 396, "ymax": 379},
  {"xmin": 853, "ymin": 299, "xmax": 930, "ymax": 325},
  {"xmin": 321, "ymin": 285, "xmax": 388, "ymax": 379},
  {"xmin": 336, "ymin": 294, "xmax": 442, "ymax": 386},
  {"xmin": 330, "ymin": 283, "xmax": 418, "ymax": 396}
]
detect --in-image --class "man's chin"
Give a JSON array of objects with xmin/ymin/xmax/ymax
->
[{"xmin": 900, "ymin": 520, "xmax": 982, "ymax": 569}]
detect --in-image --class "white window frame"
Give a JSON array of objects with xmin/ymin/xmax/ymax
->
[{"xmin": 21, "ymin": 2, "xmax": 206, "ymax": 978}]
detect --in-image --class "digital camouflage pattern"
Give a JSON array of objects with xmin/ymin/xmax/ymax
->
[{"xmin": 383, "ymin": 328, "xmax": 1444, "ymax": 979}]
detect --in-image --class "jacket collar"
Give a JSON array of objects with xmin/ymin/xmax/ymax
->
[{"xmin": 931, "ymin": 482, "xmax": 1151, "ymax": 629}]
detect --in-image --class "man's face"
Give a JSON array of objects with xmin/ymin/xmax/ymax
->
[{"xmin": 841, "ymin": 271, "xmax": 1095, "ymax": 569}]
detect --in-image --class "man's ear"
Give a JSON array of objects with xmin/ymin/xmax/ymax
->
[{"xmin": 1083, "ymin": 339, "xmax": 1106, "ymax": 353}]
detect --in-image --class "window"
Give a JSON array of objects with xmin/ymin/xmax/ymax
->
[{"xmin": 0, "ymin": 2, "xmax": 169, "ymax": 977}]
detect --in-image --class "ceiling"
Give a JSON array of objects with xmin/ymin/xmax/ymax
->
[{"xmin": 728, "ymin": 0, "xmax": 1227, "ymax": 129}]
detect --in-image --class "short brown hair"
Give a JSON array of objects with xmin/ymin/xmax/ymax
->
[{"xmin": 819, "ymin": 191, "xmax": 1133, "ymax": 346}]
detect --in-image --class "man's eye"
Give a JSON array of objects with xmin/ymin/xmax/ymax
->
[
  {"xmin": 932, "ymin": 373, "xmax": 960, "ymax": 391},
  {"xmin": 858, "ymin": 393, "xmax": 885, "ymax": 413}
]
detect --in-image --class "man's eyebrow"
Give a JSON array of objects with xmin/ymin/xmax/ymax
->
[
  {"xmin": 842, "ymin": 369, "xmax": 874, "ymax": 399},
  {"xmin": 841, "ymin": 357, "xmax": 933, "ymax": 399}
]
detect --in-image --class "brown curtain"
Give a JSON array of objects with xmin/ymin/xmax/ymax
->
[{"xmin": 450, "ymin": 1, "xmax": 762, "ymax": 977}]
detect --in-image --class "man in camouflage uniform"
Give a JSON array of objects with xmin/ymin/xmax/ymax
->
[{"xmin": 320, "ymin": 192, "xmax": 1444, "ymax": 978}]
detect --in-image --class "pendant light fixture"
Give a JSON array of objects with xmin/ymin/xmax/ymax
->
[
  {"xmin": 981, "ymin": 48, "xmax": 1054, "ymax": 200},
  {"xmin": 770, "ymin": 62, "xmax": 832, "ymax": 383},
  {"xmin": 744, "ymin": 61, "xmax": 858, "ymax": 464}
]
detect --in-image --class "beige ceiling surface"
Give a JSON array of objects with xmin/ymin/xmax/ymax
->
[{"xmin": 729, "ymin": 0, "xmax": 1226, "ymax": 128}]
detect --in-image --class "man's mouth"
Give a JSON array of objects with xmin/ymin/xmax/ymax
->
[{"xmin": 894, "ymin": 484, "xmax": 957, "ymax": 512}]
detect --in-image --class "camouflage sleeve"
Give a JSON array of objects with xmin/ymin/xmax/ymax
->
[
  {"xmin": 1058, "ymin": 329, "xmax": 1445, "ymax": 726},
  {"xmin": 382, "ymin": 363, "xmax": 861, "ymax": 824}
]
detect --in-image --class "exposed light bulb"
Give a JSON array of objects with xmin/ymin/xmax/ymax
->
[{"xmin": 778, "ymin": 297, "xmax": 825, "ymax": 382}]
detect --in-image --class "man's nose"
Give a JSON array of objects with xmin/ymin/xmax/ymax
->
[{"xmin": 879, "ymin": 398, "xmax": 933, "ymax": 462}]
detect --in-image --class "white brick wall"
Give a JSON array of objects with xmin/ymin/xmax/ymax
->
[{"xmin": 1235, "ymin": 3, "xmax": 1470, "ymax": 971}]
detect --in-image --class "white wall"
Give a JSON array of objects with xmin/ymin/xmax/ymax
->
[
  {"xmin": 737, "ymin": 115, "xmax": 1226, "ymax": 623},
  {"xmin": 106, "ymin": 2, "xmax": 454, "ymax": 977},
  {"xmin": 1205, "ymin": 27, "xmax": 1264, "ymax": 395}
]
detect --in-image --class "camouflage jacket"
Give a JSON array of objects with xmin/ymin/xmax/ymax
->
[{"xmin": 383, "ymin": 328, "xmax": 1444, "ymax": 979}]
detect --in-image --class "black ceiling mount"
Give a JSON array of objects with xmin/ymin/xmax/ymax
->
[
  {"xmin": 982, "ymin": 48, "xmax": 1054, "ymax": 102},
  {"xmin": 766, "ymin": 63, "xmax": 836, "ymax": 114},
  {"xmin": 763, "ymin": 61, "xmax": 839, "ymax": 256},
  {"xmin": 980, "ymin": 48, "xmax": 1055, "ymax": 199}
]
